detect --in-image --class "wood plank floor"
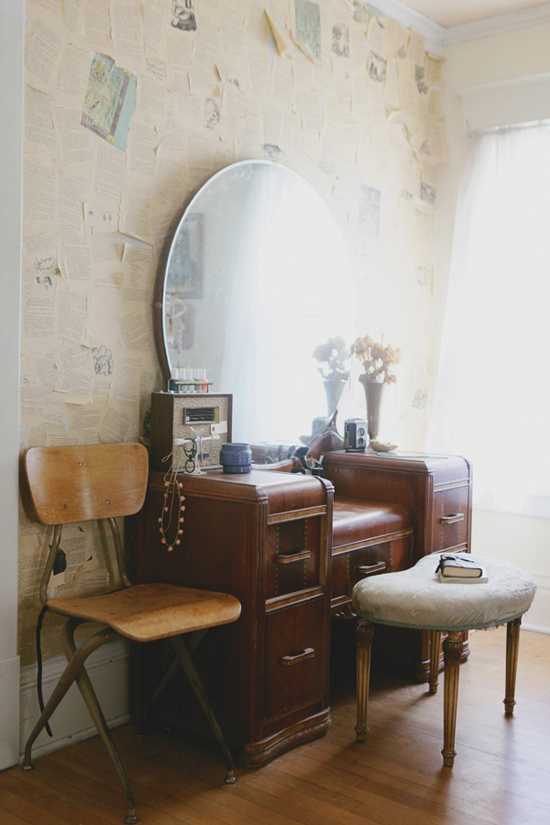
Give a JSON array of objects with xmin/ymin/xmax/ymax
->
[{"xmin": 2, "ymin": 626, "xmax": 549, "ymax": 825}]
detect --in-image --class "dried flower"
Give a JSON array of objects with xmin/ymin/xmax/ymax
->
[
  {"xmin": 313, "ymin": 336, "xmax": 351, "ymax": 381},
  {"xmin": 352, "ymin": 335, "xmax": 401, "ymax": 384}
]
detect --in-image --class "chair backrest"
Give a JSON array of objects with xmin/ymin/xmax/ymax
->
[{"xmin": 26, "ymin": 443, "xmax": 149, "ymax": 526}]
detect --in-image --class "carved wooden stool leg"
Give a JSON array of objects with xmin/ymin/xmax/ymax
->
[
  {"xmin": 429, "ymin": 630, "xmax": 442, "ymax": 694},
  {"xmin": 504, "ymin": 617, "xmax": 521, "ymax": 715},
  {"xmin": 355, "ymin": 620, "xmax": 374, "ymax": 741},
  {"xmin": 442, "ymin": 631, "xmax": 463, "ymax": 767}
]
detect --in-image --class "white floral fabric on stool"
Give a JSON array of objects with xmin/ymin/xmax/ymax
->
[{"xmin": 351, "ymin": 554, "xmax": 536, "ymax": 766}]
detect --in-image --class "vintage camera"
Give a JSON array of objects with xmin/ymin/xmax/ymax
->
[{"xmin": 344, "ymin": 418, "xmax": 368, "ymax": 452}]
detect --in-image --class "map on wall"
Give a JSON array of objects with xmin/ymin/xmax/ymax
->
[
  {"xmin": 294, "ymin": 0, "xmax": 322, "ymax": 63},
  {"xmin": 81, "ymin": 53, "xmax": 137, "ymax": 152}
]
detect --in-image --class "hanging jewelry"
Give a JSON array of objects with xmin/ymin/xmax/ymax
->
[{"xmin": 158, "ymin": 442, "xmax": 190, "ymax": 551}]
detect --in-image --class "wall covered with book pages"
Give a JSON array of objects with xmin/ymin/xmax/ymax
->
[{"xmin": 19, "ymin": 0, "xmax": 447, "ymax": 665}]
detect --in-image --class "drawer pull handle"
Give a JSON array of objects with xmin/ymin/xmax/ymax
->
[
  {"xmin": 358, "ymin": 562, "xmax": 387, "ymax": 577},
  {"xmin": 440, "ymin": 513, "xmax": 465, "ymax": 525},
  {"xmin": 274, "ymin": 551, "xmax": 311, "ymax": 565},
  {"xmin": 280, "ymin": 647, "xmax": 315, "ymax": 666}
]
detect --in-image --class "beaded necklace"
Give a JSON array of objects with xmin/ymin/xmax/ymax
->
[{"xmin": 158, "ymin": 440, "xmax": 196, "ymax": 551}]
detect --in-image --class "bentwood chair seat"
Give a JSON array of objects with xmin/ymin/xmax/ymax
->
[{"xmin": 22, "ymin": 442, "xmax": 241, "ymax": 825}]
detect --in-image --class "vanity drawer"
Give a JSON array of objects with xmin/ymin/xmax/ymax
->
[
  {"xmin": 265, "ymin": 516, "xmax": 322, "ymax": 599},
  {"xmin": 264, "ymin": 596, "xmax": 326, "ymax": 724},
  {"xmin": 433, "ymin": 487, "xmax": 470, "ymax": 552},
  {"xmin": 331, "ymin": 535, "xmax": 412, "ymax": 614}
]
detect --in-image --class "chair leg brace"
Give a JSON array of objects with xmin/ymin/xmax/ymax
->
[
  {"xmin": 170, "ymin": 634, "xmax": 236, "ymax": 784},
  {"xmin": 22, "ymin": 618, "xmax": 138, "ymax": 825}
]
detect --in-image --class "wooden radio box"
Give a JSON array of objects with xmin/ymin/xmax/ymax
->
[{"xmin": 149, "ymin": 392, "xmax": 233, "ymax": 472}]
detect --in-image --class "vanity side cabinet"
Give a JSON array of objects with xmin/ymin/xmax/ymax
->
[
  {"xmin": 127, "ymin": 468, "xmax": 333, "ymax": 767},
  {"xmin": 322, "ymin": 451, "xmax": 473, "ymax": 679}
]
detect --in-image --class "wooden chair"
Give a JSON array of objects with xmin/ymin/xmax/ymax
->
[{"xmin": 22, "ymin": 443, "xmax": 241, "ymax": 824}]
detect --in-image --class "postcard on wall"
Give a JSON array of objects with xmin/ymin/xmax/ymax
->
[
  {"xmin": 81, "ymin": 53, "xmax": 137, "ymax": 152},
  {"xmin": 293, "ymin": 0, "xmax": 322, "ymax": 65}
]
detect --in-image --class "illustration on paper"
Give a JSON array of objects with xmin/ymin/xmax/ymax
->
[
  {"xmin": 81, "ymin": 53, "xmax": 137, "ymax": 152},
  {"xmin": 359, "ymin": 185, "xmax": 381, "ymax": 240},
  {"xmin": 331, "ymin": 23, "xmax": 349, "ymax": 58},
  {"xmin": 204, "ymin": 98, "xmax": 220, "ymax": 129},
  {"xmin": 294, "ymin": 0, "xmax": 322, "ymax": 63},
  {"xmin": 368, "ymin": 52, "xmax": 386, "ymax": 83},
  {"xmin": 171, "ymin": 0, "xmax": 196, "ymax": 31},
  {"xmin": 93, "ymin": 345, "xmax": 114, "ymax": 376}
]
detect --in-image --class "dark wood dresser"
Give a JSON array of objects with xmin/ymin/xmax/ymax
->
[
  {"xmin": 128, "ymin": 450, "xmax": 472, "ymax": 765},
  {"xmin": 128, "ymin": 468, "xmax": 333, "ymax": 767},
  {"xmin": 323, "ymin": 451, "xmax": 473, "ymax": 678}
]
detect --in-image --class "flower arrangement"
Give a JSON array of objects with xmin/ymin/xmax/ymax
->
[
  {"xmin": 312, "ymin": 336, "xmax": 351, "ymax": 382},
  {"xmin": 353, "ymin": 335, "xmax": 401, "ymax": 384}
]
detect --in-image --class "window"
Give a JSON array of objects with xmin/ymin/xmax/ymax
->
[{"xmin": 427, "ymin": 121, "xmax": 550, "ymax": 516}]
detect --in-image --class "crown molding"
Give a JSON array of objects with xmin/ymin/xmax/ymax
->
[
  {"xmin": 367, "ymin": 0, "xmax": 446, "ymax": 53},
  {"xmin": 368, "ymin": 0, "xmax": 550, "ymax": 51},
  {"xmin": 444, "ymin": 3, "xmax": 550, "ymax": 46}
]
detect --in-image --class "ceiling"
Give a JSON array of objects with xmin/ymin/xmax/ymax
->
[{"xmin": 400, "ymin": 0, "xmax": 550, "ymax": 27}]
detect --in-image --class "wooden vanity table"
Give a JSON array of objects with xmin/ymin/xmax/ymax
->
[
  {"xmin": 128, "ymin": 468, "xmax": 333, "ymax": 767},
  {"xmin": 140, "ymin": 160, "xmax": 474, "ymax": 768},
  {"xmin": 324, "ymin": 450, "xmax": 473, "ymax": 678},
  {"xmin": 127, "ymin": 449, "xmax": 472, "ymax": 765}
]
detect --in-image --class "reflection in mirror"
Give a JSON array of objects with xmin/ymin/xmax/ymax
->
[{"xmin": 163, "ymin": 161, "xmax": 355, "ymax": 444}]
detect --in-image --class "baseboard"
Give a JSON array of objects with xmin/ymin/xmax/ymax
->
[
  {"xmin": 523, "ymin": 578, "xmax": 550, "ymax": 633},
  {"xmin": 0, "ymin": 655, "xmax": 20, "ymax": 769},
  {"xmin": 20, "ymin": 638, "xmax": 130, "ymax": 761},
  {"xmin": 522, "ymin": 571, "xmax": 550, "ymax": 635}
]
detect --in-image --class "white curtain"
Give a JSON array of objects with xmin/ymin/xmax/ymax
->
[{"xmin": 427, "ymin": 123, "xmax": 550, "ymax": 516}]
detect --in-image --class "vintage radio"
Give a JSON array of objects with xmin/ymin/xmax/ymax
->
[{"xmin": 149, "ymin": 392, "xmax": 232, "ymax": 472}]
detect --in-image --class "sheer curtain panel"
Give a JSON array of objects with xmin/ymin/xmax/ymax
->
[{"xmin": 427, "ymin": 123, "xmax": 550, "ymax": 516}]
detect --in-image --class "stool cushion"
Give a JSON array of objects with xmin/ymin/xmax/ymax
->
[
  {"xmin": 352, "ymin": 554, "xmax": 536, "ymax": 632},
  {"xmin": 332, "ymin": 497, "xmax": 413, "ymax": 549}
]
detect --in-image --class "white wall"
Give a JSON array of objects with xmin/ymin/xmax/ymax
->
[
  {"xmin": 434, "ymin": 23, "xmax": 550, "ymax": 632},
  {"xmin": 0, "ymin": 0, "xmax": 23, "ymax": 769}
]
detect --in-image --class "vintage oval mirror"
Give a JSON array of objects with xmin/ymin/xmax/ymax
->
[{"xmin": 159, "ymin": 160, "xmax": 355, "ymax": 444}]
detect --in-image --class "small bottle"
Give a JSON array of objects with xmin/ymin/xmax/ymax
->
[
  {"xmin": 199, "ymin": 369, "xmax": 208, "ymax": 393},
  {"xmin": 193, "ymin": 369, "xmax": 201, "ymax": 393},
  {"xmin": 168, "ymin": 367, "xmax": 178, "ymax": 393},
  {"xmin": 183, "ymin": 368, "xmax": 193, "ymax": 393}
]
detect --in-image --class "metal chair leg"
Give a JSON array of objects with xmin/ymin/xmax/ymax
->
[
  {"xmin": 355, "ymin": 620, "xmax": 374, "ymax": 741},
  {"xmin": 504, "ymin": 617, "xmax": 522, "ymax": 715},
  {"xmin": 150, "ymin": 630, "xmax": 208, "ymax": 709},
  {"xmin": 61, "ymin": 618, "xmax": 139, "ymax": 824},
  {"xmin": 170, "ymin": 635, "xmax": 236, "ymax": 784},
  {"xmin": 22, "ymin": 620, "xmax": 118, "ymax": 770}
]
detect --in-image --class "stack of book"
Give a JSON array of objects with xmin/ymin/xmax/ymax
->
[{"xmin": 436, "ymin": 554, "xmax": 488, "ymax": 584}]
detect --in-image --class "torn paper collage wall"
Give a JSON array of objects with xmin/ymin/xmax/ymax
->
[{"xmin": 20, "ymin": 0, "xmax": 447, "ymax": 664}]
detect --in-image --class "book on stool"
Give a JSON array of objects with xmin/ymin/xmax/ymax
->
[{"xmin": 436, "ymin": 553, "xmax": 488, "ymax": 584}]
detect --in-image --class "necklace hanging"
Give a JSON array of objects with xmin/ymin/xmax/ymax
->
[{"xmin": 158, "ymin": 441, "xmax": 193, "ymax": 551}]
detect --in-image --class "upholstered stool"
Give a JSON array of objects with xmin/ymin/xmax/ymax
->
[{"xmin": 352, "ymin": 554, "xmax": 537, "ymax": 766}]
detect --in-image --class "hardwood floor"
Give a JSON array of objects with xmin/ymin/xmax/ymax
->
[{"xmin": 2, "ymin": 626, "xmax": 549, "ymax": 825}]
